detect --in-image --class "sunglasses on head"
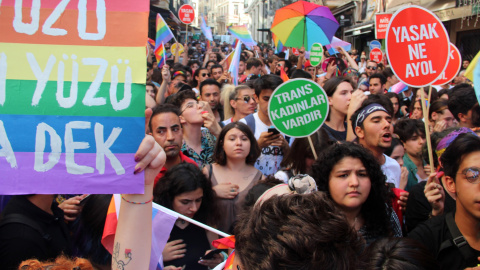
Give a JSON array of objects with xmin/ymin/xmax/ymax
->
[
  {"xmin": 366, "ymin": 66, "xmax": 377, "ymax": 70},
  {"xmin": 235, "ymin": 95, "xmax": 255, "ymax": 103}
]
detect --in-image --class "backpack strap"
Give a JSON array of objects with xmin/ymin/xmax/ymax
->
[
  {"xmin": 440, "ymin": 212, "xmax": 476, "ymax": 261},
  {"xmin": 0, "ymin": 213, "xmax": 52, "ymax": 249},
  {"xmin": 244, "ymin": 114, "xmax": 256, "ymax": 135}
]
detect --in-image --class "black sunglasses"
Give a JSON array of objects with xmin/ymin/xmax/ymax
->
[
  {"xmin": 201, "ymin": 73, "xmax": 210, "ymax": 77},
  {"xmin": 235, "ymin": 95, "xmax": 254, "ymax": 103},
  {"xmin": 366, "ymin": 66, "xmax": 377, "ymax": 70}
]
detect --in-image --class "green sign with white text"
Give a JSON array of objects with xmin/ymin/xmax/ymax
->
[
  {"xmin": 309, "ymin": 43, "xmax": 323, "ymax": 67},
  {"xmin": 268, "ymin": 79, "xmax": 329, "ymax": 138}
]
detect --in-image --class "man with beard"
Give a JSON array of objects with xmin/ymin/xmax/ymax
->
[
  {"xmin": 199, "ymin": 79, "xmax": 223, "ymax": 123},
  {"xmin": 350, "ymin": 95, "xmax": 401, "ymax": 187},
  {"xmin": 394, "ymin": 119, "xmax": 428, "ymax": 192},
  {"xmin": 149, "ymin": 104, "xmax": 197, "ymax": 186}
]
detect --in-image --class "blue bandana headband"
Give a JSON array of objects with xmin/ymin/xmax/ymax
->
[{"xmin": 353, "ymin": 103, "xmax": 388, "ymax": 134}]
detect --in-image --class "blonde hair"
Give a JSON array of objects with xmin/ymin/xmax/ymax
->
[
  {"xmin": 19, "ymin": 256, "xmax": 94, "ymax": 270},
  {"xmin": 221, "ymin": 84, "xmax": 253, "ymax": 120}
]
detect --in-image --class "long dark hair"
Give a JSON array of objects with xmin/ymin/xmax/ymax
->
[
  {"xmin": 214, "ymin": 122, "xmax": 261, "ymax": 166},
  {"xmin": 153, "ymin": 163, "xmax": 219, "ymax": 226},
  {"xmin": 323, "ymin": 77, "xmax": 354, "ymax": 121},
  {"xmin": 311, "ymin": 142, "xmax": 392, "ymax": 238}
]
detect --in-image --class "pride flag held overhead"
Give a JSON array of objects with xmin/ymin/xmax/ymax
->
[
  {"xmin": 228, "ymin": 41, "xmax": 243, "ymax": 86},
  {"xmin": 201, "ymin": 16, "xmax": 213, "ymax": 41},
  {"xmin": 155, "ymin": 42, "xmax": 166, "ymax": 68},
  {"xmin": 227, "ymin": 25, "xmax": 257, "ymax": 48},
  {"xmin": 155, "ymin": 13, "xmax": 175, "ymax": 47}
]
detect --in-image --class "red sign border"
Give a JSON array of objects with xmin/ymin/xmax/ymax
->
[
  {"xmin": 385, "ymin": 5, "xmax": 450, "ymax": 88},
  {"xmin": 370, "ymin": 47, "xmax": 383, "ymax": 63},
  {"xmin": 178, "ymin": 4, "xmax": 195, "ymax": 25},
  {"xmin": 432, "ymin": 43, "xmax": 461, "ymax": 86}
]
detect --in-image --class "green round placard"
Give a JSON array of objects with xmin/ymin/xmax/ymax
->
[
  {"xmin": 309, "ymin": 43, "xmax": 324, "ymax": 67},
  {"xmin": 268, "ymin": 78, "xmax": 329, "ymax": 138}
]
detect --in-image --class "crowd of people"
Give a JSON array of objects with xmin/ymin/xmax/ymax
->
[{"xmin": 0, "ymin": 39, "xmax": 479, "ymax": 270}]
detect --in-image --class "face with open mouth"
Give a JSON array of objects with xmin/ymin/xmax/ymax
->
[{"xmin": 360, "ymin": 110, "xmax": 393, "ymax": 150}]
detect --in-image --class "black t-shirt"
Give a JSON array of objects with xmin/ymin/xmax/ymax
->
[
  {"xmin": 321, "ymin": 122, "xmax": 347, "ymax": 142},
  {"xmin": 405, "ymin": 181, "xmax": 456, "ymax": 233},
  {"xmin": 0, "ymin": 196, "xmax": 72, "ymax": 270},
  {"xmin": 165, "ymin": 223, "xmax": 210, "ymax": 270},
  {"xmin": 409, "ymin": 214, "xmax": 480, "ymax": 270}
]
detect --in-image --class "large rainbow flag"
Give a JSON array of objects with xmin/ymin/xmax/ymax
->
[
  {"xmin": 227, "ymin": 25, "xmax": 257, "ymax": 48},
  {"xmin": 0, "ymin": 0, "xmax": 148, "ymax": 194}
]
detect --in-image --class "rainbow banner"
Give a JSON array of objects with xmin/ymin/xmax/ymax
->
[
  {"xmin": 0, "ymin": 0, "xmax": 148, "ymax": 194},
  {"xmin": 227, "ymin": 25, "xmax": 257, "ymax": 48}
]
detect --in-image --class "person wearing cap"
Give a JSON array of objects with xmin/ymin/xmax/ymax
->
[
  {"xmin": 304, "ymin": 60, "xmax": 315, "ymax": 78},
  {"xmin": 350, "ymin": 95, "xmax": 401, "ymax": 187},
  {"xmin": 359, "ymin": 54, "xmax": 367, "ymax": 73}
]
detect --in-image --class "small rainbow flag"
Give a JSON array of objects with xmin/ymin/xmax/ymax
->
[
  {"xmin": 227, "ymin": 25, "xmax": 257, "ymax": 48},
  {"xmin": 280, "ymin": 66, "xmax": 289, "ymax": 82},
  {"xmin": 228, "ymin": 41, "xmax": 242, "ymax": 86},
  {"xmin": 155, "ymin": 13, "xmax": 174, "ymax": 48},
  {"xmin": 224, "ymin": 51, "xmax": 234, "ymax": 69},
  {"xmin": 102, "ymin": 195, "xmax": 178, "ymax": 270},
  {"xmin": 206, "ymin": 40, "xmax": 213, "ymax": 50},
  {"xmin": 155, "ymin": 41, "xmax": 166, "ymax": 68}
]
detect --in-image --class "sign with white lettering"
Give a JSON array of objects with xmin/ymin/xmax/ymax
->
[
  {"xmin": 375, "ymin": 14, "xmax": 392, "ymax": 39},
  {"xmin": 179, "ymin": 4, "xmax": 195, "ymax": 25},
  {"xmin": 309, "ymin": 43, "xmax": 323, "ymax": 67},
  {"xmin": 268, "ymin": 79, "xmax": 329, "ymax": 138},
  {"xmin": 432, "ymin": 43, "xmax": 461, "ymax": 86},
  {"xmin": 0, "ymin": 0, "xmax": 148, "ymax": 194},
  {"xmin": 369, "ymin": 48, "xmax": 383, "ymax": 63},
  {"xmin": 385, "ymin": 6, "xmax": 450, "ymax": 87}
]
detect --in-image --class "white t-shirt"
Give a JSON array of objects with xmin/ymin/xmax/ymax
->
[
  {"xmin": 381, "ymin": 154, "xmax": 402, "ymax": 188},
  {"xmin": 239, "ymin": 112, "xmax": 285, "ymax": 176}
]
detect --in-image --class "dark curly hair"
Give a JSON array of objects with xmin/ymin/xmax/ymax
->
[
  {"xmin": 311, "ymin": 142, "xmax": 392, "ymax": 239},
  {"xmin": 235, "ymin": 192, "xmax": 363, "ymax": 270},
  {"xmin": 213, "ymin": 122, "xmax": 261, "ymax": 166},
  {"xmin": 153, "ymin": 163, "xmax": 219, "ymax": 226}
]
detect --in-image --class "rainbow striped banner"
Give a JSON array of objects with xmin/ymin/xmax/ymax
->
[
  {"xmin": 0, "ymin": 0, "xmax": 148, "ymax": 194},
  {"xmin": 155, "ymin": 42, "xmax": 166, "ymax": 68}
]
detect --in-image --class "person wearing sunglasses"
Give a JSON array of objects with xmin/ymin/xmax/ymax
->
[
  {"xmin": 192, "ymin": 68, "xmax": 211, "ymax": 96},
  {"xmin": 365, "ymin": 60, "xmax": 378, "ymax": 77},
  {"xmin": 222, "ymin": 85, "xmax": 257, "ymax": 126},
  {"xmin": 409, "ymin": 132, "xmax": 480, "ymax": 269}
]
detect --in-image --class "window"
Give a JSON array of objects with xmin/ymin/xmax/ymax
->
[{"xmin": 234, "ymin": 4, "xmax": 238, "ymax": 15}]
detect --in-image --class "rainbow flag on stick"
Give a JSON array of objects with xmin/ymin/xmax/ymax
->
[
  {"xmin": 155, "ymin": 13, "xmax": 175, "ymax": 49},
  {"xmin": 155, "ymin": 42, "xmax": 166, "ymax": 68},
  {"xmin": 227, "ymin": 25, "xmax": 257, "ymax": 48}
]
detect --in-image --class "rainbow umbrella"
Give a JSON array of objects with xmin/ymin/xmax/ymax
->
[{"xmin": 271, "ymin": 1, "xmax": 338, "ymax": 49}]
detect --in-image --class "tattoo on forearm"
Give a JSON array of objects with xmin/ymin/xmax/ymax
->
[{"xmin": 113, "ymin": 242, "xmax": 132, "ymax": 270}]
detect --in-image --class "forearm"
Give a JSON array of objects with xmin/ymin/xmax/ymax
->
[
  {"xmin": 112, "ymin": 185, "xmax": 153, "ymax": 270},
  {"xmin": 344, "ymin": 53, "xmax": 359, "ymax": 70},
  {"xmin": 156, "ymin": 81, "xmax": 168, "ymax": 104}
]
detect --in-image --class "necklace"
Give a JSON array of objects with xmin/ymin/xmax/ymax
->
[{"xmin": 243, "ymin": 173, "xmax": 254, "ymax": 180}]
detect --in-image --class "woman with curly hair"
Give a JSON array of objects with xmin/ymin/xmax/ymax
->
[
  {"xmin": 311, "ymin": 142, "xmax": 402, "ymax": 246},
  {"xmin": 153, "ymin": 163, "xmax": 222, "ymax": 270}
]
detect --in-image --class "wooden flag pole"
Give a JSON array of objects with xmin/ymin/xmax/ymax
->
[
  {"xmin": 185, "ymin": 24, "xmax": 189, "ymax": 44},
  {"xmin": 308, "ymin": 136, "xmax": 318, "ymax": 160},
  {"xmin": 420, "ymin": 88, "xmax": 435, "ymax": 174}
]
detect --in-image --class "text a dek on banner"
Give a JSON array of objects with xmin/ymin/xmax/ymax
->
[{"xmin": 0, "ymin": 0, "xmax": 149, "ymax": 194}]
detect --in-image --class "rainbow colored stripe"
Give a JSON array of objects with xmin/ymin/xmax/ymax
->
[
  {"xmin": 0, "ymin": 0, "xmax": 148, "ymax": 194},
  {"xmin": 155, "ymin": 13, "xmax": 174, "ymax": 47},
  {"xmin": 227, "ymin": 25, "xmax": 257, "ymax": 48},
  {"xmin": 155, "ymin": 42, "xmax": 166, "ymax": 68}
]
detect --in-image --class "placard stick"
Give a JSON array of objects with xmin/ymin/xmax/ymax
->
[
  {"xmin": 420, "ymin": 88, "xmax": 434, "ymax": 174},
  {"xmin": 185, "ymin": 24, "xmax": 189, "ymax": 43},
  {"xmin": 314, "ymin": 66, "xmax": 317, "ymax": 80},
  {"xmin": 307, "ymin": 136, "xmax": 318, "ymax": 160},
  {"xmin": 427, "ymin": 85, "xmax": 433, "ymax": 108}
]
